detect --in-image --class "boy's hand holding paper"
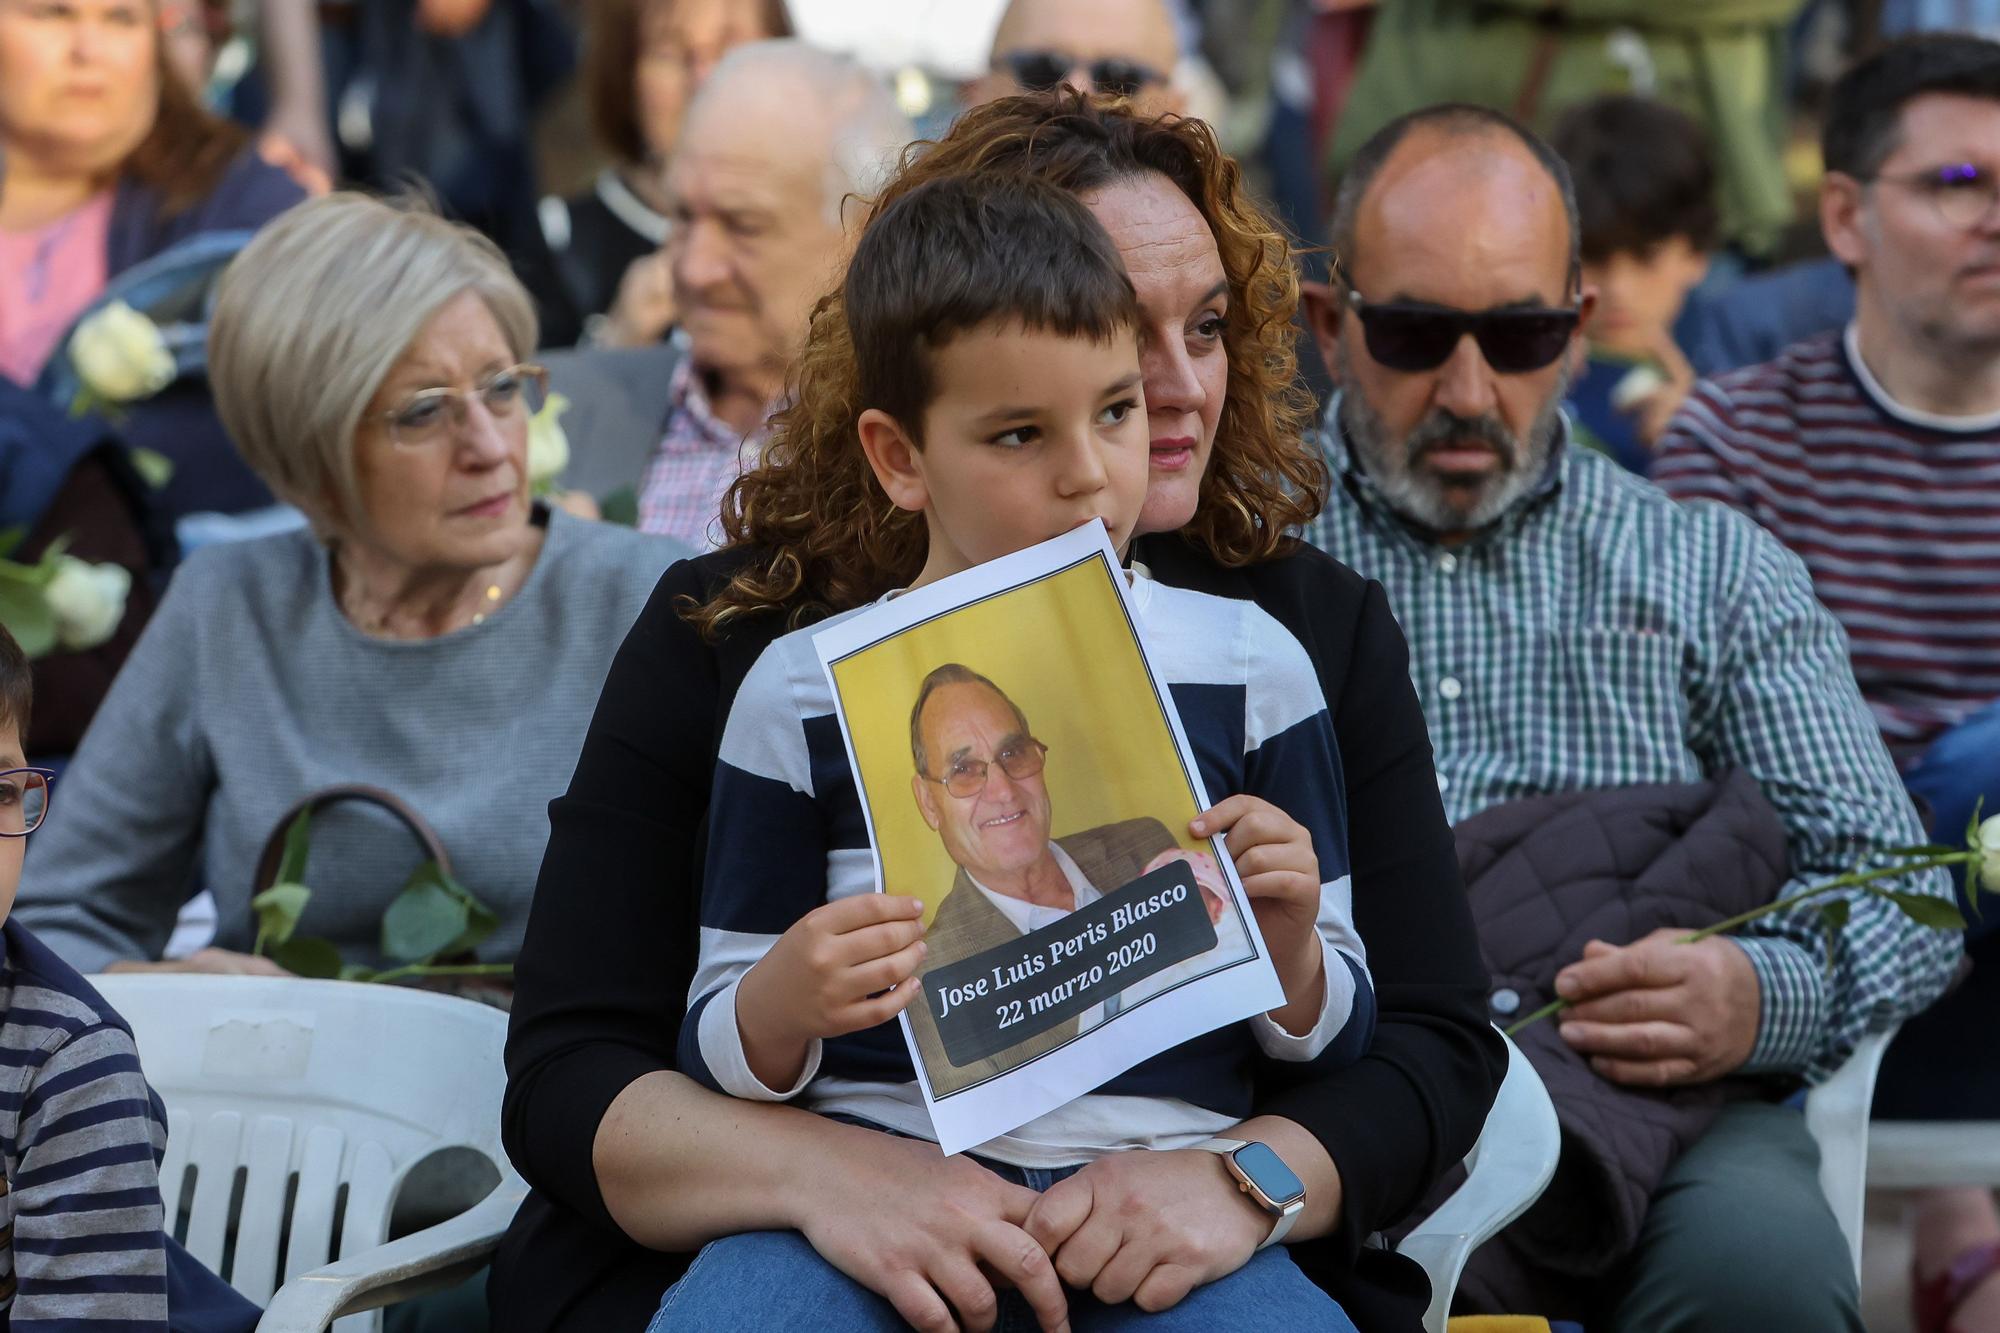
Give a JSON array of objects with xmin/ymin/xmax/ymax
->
[
  {"xmin": 1192, "ymin": 794, "xmax": 1328, "ymax": 1035},
  {"xmin": 738, "ymin": 894, "xmax": 928, "ymax": 1090}
]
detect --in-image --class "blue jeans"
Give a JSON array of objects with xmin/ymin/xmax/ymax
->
[{"xmin": 646, "ymin": 1159, "xmax": 1357, "ymax": 1333}]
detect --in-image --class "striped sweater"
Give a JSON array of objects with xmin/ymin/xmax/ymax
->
[
  {"xmin": 0, "ymin": 918, "xmax": 170, "ymax": 1330},
  {"xmin": 1655, "ymin": 328, "xmax": 2000, "ymax": 765},
  {"xmin": 681, "ymin": 572, "xmax": 1374, "ymax": 1166}
]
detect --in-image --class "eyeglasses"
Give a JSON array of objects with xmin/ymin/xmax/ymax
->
[
  {"xmin": 997, "ymin": 50, "xmax": 1166, "ymax": 98},
  {"xmin": 1871, "ymin": 162, "xmax": 2000, "ymax": 230},
  {"xmin": 0, "ymin": 768, "xmax": 53, "ymax": 837},
  {"xmin": 1343, "ymin": 286, "xmax": 1580, "ymax": 374},
  {"xmin": 381, "ymin": 364, "xmax": 548, "ymax": 449},
  {"xmin": 921, "ymin": 739, "xmax": 1049, "ymax": 800}
]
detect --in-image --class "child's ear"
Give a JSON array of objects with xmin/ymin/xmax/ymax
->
[{"xmin": 858, "ymin": 408, "xmax": 929, "ymax": 514}]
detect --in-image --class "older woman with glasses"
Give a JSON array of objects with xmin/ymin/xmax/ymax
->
[{"xmin": 14, "ymin": 192, "xmax": 688, "ymax": 978}]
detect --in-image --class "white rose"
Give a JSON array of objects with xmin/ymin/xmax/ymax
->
[
  {"xmin": 68, "ymin": 301, "xmax": 176, "ymax": 403},
  {"xmin": 45, "ymin": 556, "xmax": 132, "ymax": 652},
  {"xmin": 527, "ymin": 391, "xmax": 571, "ymax": 488},
  {"xmin": 1979, "ymin": 815, "xmax": 2000, "ymax": 893}
]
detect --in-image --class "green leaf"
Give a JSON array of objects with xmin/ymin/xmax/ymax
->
[
  {"xmin": 1818, "ymin": 898, "xmax": 1851, "ymax": 930},
  {"xmin": 338, "ymin": 963, "xmax": 378, "ymax": 982},
  {"xmin": 275, "ymin": 809, "xmax": 312, "ymax": 890},
  {"xmin": 128, "ymin": 448, "xmax": 174, "ymax": 490},
  {"xmin": 381, "ymin": 861, "xmax": 500, "ymax": 964},
  {"xmin": 0, "ymin": 528, "xmax": 24, "ymax": 561},
  {"xmin": 0, "ymin": 579, "xmax": 56, "ymax": 658},
  {"xmin": 1968, "ymin": 859, "xmax": 1985, "ymax": 921},
  {"xmin": 250, "ymin": 882, "xmax": 312, "ymax": 950},
  {"xmin": 1970, "ymin": 799, "xmax": 1987, "ymax": 851},
  {"xmin": 1881, "ymin": 888, "xmax": 1966, "ymax": 931},
  {"xmin": 598, "ymin": 485, "xmax": 639, "ymax": 528},
  {"xmin": 269, "ymin": 935, "xmax": 343, "ymax": 979}
]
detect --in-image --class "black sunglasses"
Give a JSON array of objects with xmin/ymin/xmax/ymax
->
[
  {"xmin": 998, "ymin": 49, "xmax": 1166, "ymax": 98},
  {"xmin": 1343, "ymin": 287, "xmax": 1580, "ymax": 375}
]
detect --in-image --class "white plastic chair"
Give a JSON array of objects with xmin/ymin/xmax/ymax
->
[
  {"xmin": 91, "ymin": 974, "xmax": 526, "ymax": 1333},
  {"xmin": 1397, "ymin": 1029, "xmax": 1561, "ymax": 1333},
  {"xmin": 1802, "ymin": 1027, "xmax": 1896, "ymax": 1279}
]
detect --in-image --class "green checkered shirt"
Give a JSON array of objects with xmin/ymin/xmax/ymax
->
[{"xmin": 1302, "ymin": 408, "xmax": 1960, "ymax": 1082}]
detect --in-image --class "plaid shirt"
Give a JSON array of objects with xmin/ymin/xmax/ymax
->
[
  {"xmin": 1301, "ymin": 404, "xmax": 1960, "ymax": 1082},
  {"xmin": 636, "ymin": 354, "xmax": 774, "ymax": 550}
]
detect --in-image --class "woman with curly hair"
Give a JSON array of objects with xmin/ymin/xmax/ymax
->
[{"xmin": 498, "ymin": 91, "xmax": 1501, "ymax": 1333}]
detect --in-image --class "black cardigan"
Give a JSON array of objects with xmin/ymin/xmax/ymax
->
[{"xmin": 493, "ymin": 537, "xmax": 1503, "ymax": 1332}]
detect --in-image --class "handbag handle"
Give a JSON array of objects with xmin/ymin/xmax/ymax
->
[{"xmin": 250, "ymin": 784, "xmax": 453, "ymax": 894}]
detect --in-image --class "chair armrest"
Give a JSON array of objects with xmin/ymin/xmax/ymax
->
[
  {"xmin": 1803, "ymin": 1026, "xmax": 1895, "ymax": 1279},
  {"xmin": 1397, "ymin": 1031, "xmax": 1560, "ymax": 1333},
  {"xmin": 255, "ymin": 1181, "xmax": 526, "ymax": 1333}
]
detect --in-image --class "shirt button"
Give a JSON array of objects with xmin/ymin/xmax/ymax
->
[
  {"xmin": 1437, "ymin": 552, "xmax": 1458, "ymax": 574},
  {"xmin": 1437, "ymin": 773, "xmax": 1451, "ymax": 793},
  {"xmin": 1490, "ymin": 988, "xmax": 1521, "ymax": 1016},
  {"xmin": 1438, "ymin": 676, "xmax": 1463, "ymax": 701}
]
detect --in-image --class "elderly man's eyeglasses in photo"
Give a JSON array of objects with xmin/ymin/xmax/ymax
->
[
  {"xmin": 1869, "ymin": 162, "xmax": 2000, "ymax": 230},
  {"xmin": 0, "ymin": 769, "xmax": 54, "ymax": 838},
  {"xmin": 382, "ymin": 364, "xmax": 549, "ymax": 449},
  {"xmin": 922, "ymin": 740, "xmax": 1049, "ymax": 800},
  {"xmin": 998, "ymin": 50, "xmax": 1166, "ymax": 99},
  {"xmin": 1340, "ymin": 281, "xmax": 1580, "ymax": 375}
]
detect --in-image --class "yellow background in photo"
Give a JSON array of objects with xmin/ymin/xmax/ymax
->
[{"xmin": 828, "ymin": 559, "xmax": 1208, "ymax": 925}]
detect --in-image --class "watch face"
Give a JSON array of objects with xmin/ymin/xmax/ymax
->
[{"xmin": 1234, "ymin": 1141, "xmax": 1306, "ymax": 1207}]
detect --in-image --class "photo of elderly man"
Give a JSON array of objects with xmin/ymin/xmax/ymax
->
[{"xmin": 904, "ymin": 663, "xmax": 1240, "ymax": 1094}]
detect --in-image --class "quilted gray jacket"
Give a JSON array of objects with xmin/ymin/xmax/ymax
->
[{"xmin": 1441, "ymin": 769, "xmax": 1792, "ymax": 1320}]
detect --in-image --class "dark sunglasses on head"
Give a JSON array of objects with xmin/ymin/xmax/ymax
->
[
  {"xmin": 999, "ymin": 49, "xmax": 1166, "ymax": 98},
  {"xmin": 1344, "ymin": 288, "xmax": 1580, "ymax": 375}
]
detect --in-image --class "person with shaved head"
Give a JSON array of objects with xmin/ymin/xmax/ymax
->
[{"xmin": 1299, "ymin": 103, "xmax": 1956, "ymax": 1330}]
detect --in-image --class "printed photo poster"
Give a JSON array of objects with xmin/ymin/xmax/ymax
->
[{"xmin": 812, "ymin": 523, "xmax": 1285, "ymax": 1154}]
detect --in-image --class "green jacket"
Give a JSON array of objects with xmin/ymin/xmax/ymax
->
[{"xmin": 1328, "ymin": 0, "xmax": 1807, "ymax": 255}]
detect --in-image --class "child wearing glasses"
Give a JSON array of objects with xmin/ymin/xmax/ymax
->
[
  {"xmin": 0, "ymin": 624, "xmax": 258, "ymax": 1330},
  {"xmin": 657, "ymin": 174, "xmax": 1371, "ymax": 1330}
]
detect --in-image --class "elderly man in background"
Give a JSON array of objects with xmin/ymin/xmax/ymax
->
[
  {"xmin": 541, "ymin": 40, "xmax": 912, "ymax": 546},
  {"xmin": 1655, "ymin": 33, "xmax": 2000, "ymax": 1331},
  {"xmin": 965, "ymin": 0, "xmax": 1185, "ymax": 118},
  {"xmin": 1298, "ymin": 103, "xmax": 1957, "ymax": 1330}
]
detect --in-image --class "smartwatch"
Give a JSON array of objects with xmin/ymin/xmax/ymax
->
[{"xmin": 1197, "ymin": 1137, "xmax": 1306, "ymax": 1249}]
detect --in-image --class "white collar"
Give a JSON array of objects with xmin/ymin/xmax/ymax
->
[
  {"xmin": 1844, "ymin": 323, "xmax": 2000, "ymax": 434},
  {"xmin": 968, "ymin": 842, "xmax": 1101, "ymax": 934},
  {"xmin": 594, "ymin": 169, "xmax": 670, "ymax": 247}
]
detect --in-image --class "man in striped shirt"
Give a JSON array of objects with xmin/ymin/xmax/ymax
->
[
  {"xmin": 1299, "ymin": 103, "xmax": 1957, "ymax": 1330},
  {"xmin": 1654, "ymin": 34, "xmax": 2000, "ymax": 1330}
]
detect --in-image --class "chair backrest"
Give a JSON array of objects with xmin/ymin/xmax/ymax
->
[
  {"xmin": 91, "ymin": 975, "xmax": 511, "ymax": 1330},
  {"xmin": 1397, "ymin": 1029, "xmax": 1561, "ymax": 1333}
]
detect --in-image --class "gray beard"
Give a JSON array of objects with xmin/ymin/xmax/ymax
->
[{"xmin": 1334, "ymin": 340, "xmax": 1569, "ymax": 536}]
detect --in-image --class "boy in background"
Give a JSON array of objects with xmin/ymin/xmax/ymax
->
[
  {"xmin": 1553, "ymin": 95, "xmax": 1720, "ymax": 473},
  {"xmin": 0, "ymin": 624, "xmax": 257, "ymax": 1330}
]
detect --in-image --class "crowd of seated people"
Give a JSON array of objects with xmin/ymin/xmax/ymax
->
[{"xmin": 0, "ymin": 0, "xmax": 1996, "ymax": 1330}]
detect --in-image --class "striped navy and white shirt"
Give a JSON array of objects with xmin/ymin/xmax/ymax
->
[
  {"xmin": 1654, "ymin": 327, "xmax": 2000, "ymax": 767},
  {"xmin": 680, "ymin": 573, "xmax": 1374, "ymax": 1167},
  {"xmin": 0, "ymin": 919, "xmax": 170, "ymax": 1330},
  {"xmin": 1303, "ymin": 403, "xmax": 1958, "ymax": 1083}
]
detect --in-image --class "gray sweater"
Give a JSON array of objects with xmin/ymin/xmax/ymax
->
[{"xmin": 18, "ymin": 510, "xmax": 687, "ymax": 974}]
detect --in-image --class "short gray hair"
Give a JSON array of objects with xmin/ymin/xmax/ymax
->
[
  {"xmin": 207, "ymin": 193, "xmax": 537, "ymax": 533},
  {"xmin": 910, "ymin": 664, "xmax": 1031, "ymax": 777},
  {"xmin": 687, "ymin": 40, "xmax": 915, "ymax": 226}
]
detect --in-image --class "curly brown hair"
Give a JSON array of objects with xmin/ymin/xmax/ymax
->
[{"xmin": 688, "ymin": 90, "xmax": 1324, "ymax": 639}]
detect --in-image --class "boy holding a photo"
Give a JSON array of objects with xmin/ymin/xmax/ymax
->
[{"xmin": 664, "ymin": 172, "xmax": 1371, "ymax": 1330}]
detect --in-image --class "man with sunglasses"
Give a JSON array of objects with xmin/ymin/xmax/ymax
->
[
  {"xmin": 1656, "ymin": 35, "xmax": 2000, "ymax": 1333},
  {"xmin": 1300, "ymin": 104, "xmax": 1955, "ymax": 1331},
  {"xmin": 966, "ymin": 0, "xmax": 1183, "ymax": 119}
]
